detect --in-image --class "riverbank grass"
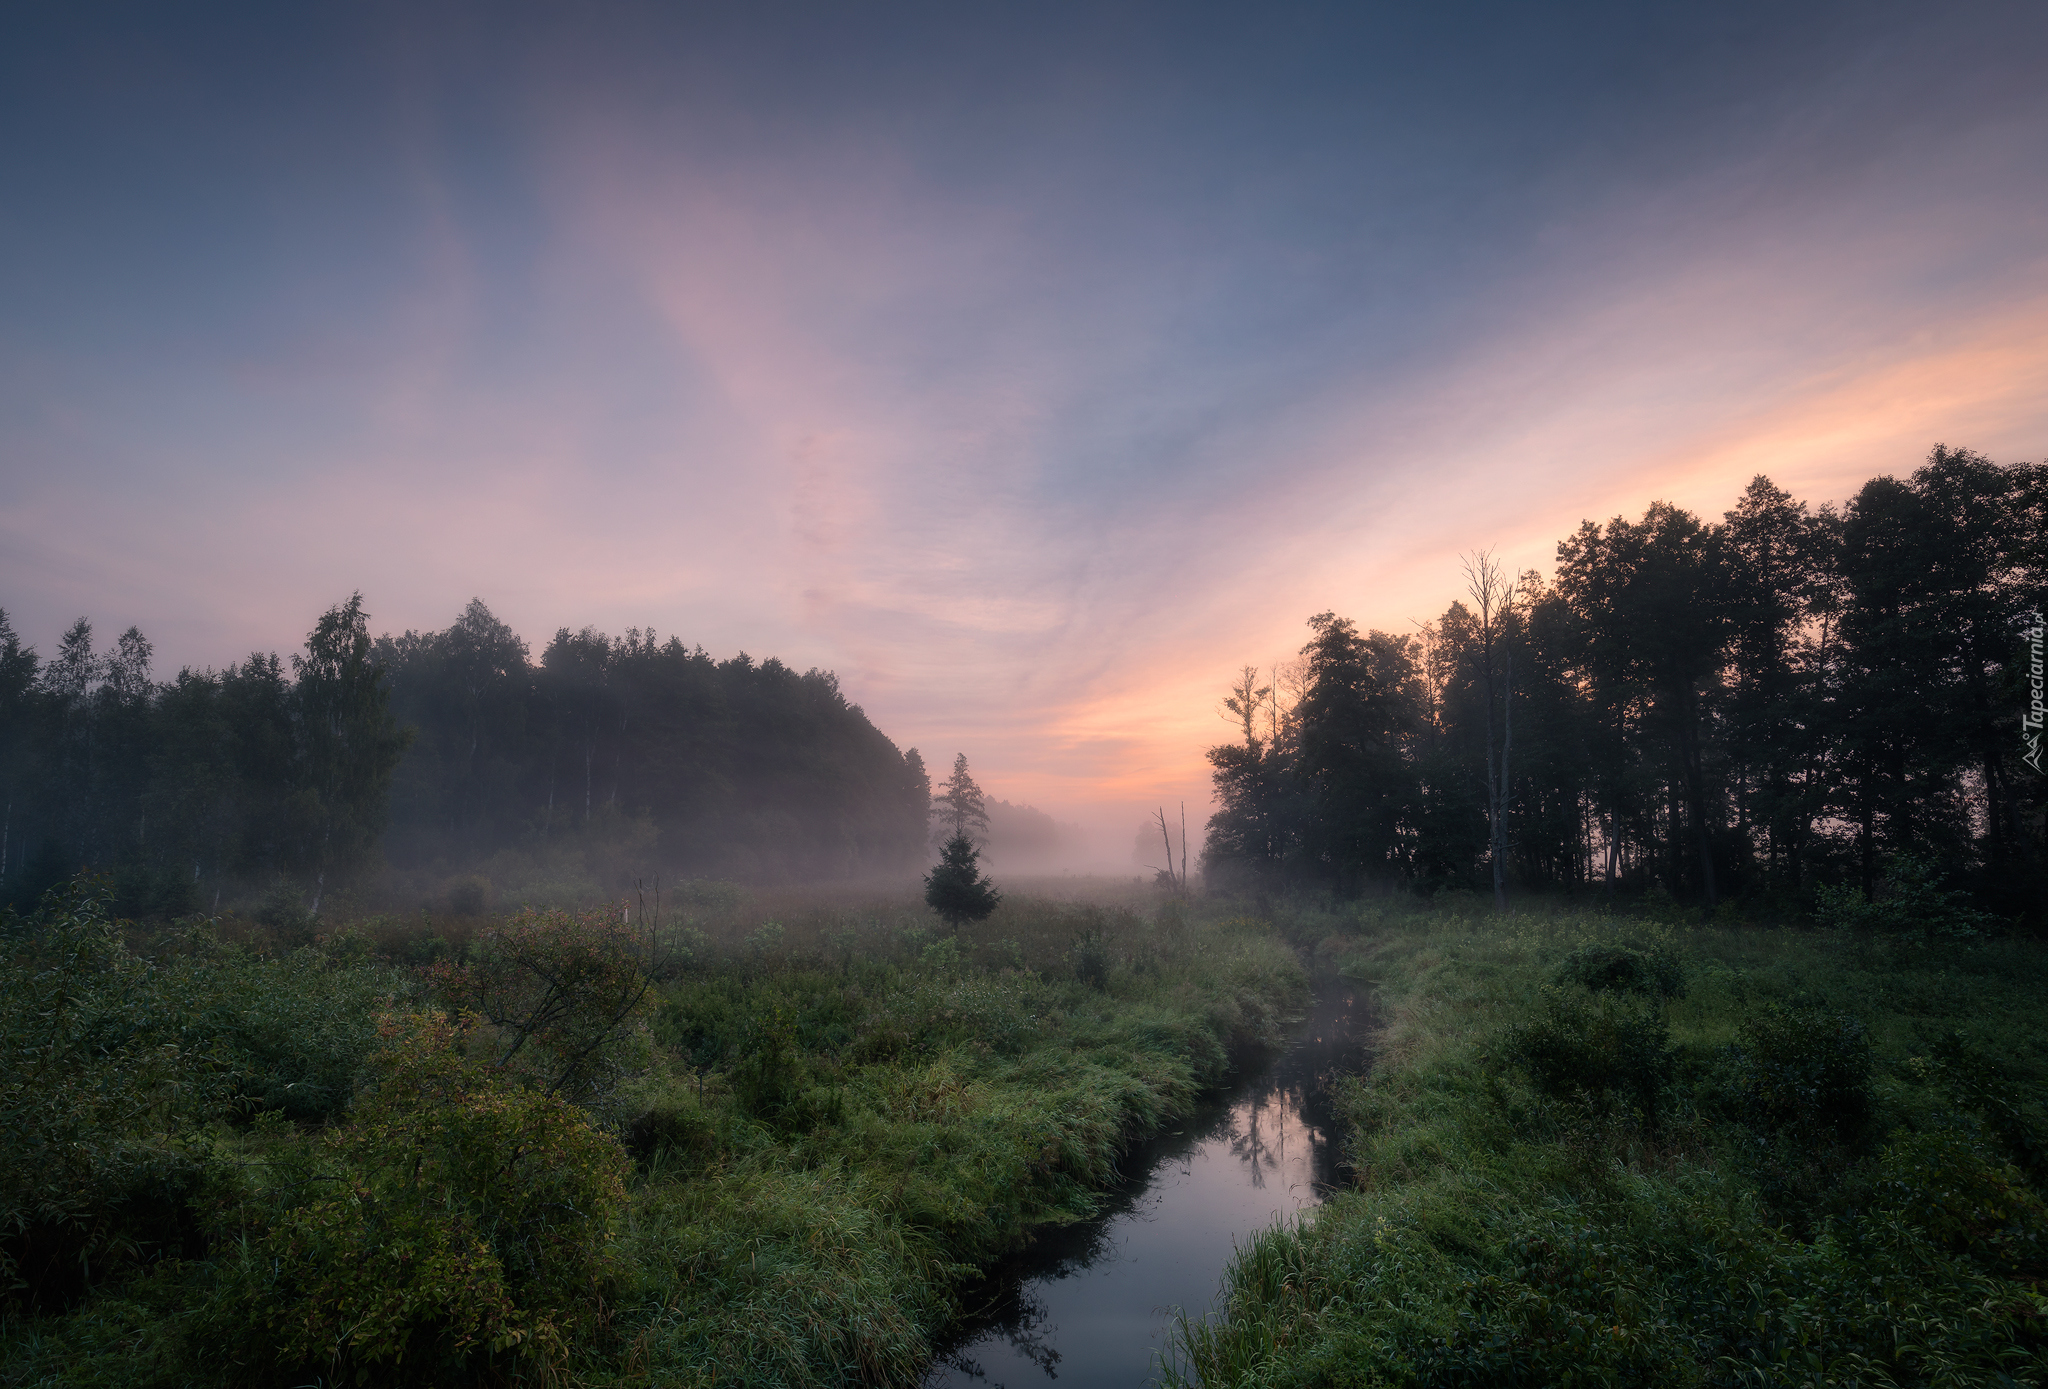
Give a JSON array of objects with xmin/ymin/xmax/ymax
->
[
  {"xmin": 1170, "ymin": 906, "xmax": 2048, "ymax": 1388},
  {"xmin": 1, "ymin": 885, "xmax": 1306, "ymax": 1388}
]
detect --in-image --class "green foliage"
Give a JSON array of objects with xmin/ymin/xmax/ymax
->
[
  {"xmin": 1509, "ymin": 988, "xmax": 1673, "ymax": 1122},
  {"xmin": 206, "ymin": 1012, "xmax": 630, "ymax": 1383},
  {"xmin": 3, "ymin": 884, "xmax": 1308, "ymax": 1387},
  {"xmin": 607, "ymin": 893, "xmax": 1304, "ymax": 1385},
  {"xmin": 1876, "ymin": 1129, "xmax": 2048, "ymax": 1276},
  {"xmin": 0, "ymin": 885, "xmax": 402, "ymax": 1313},
  {"xmin": 1735, "ymin": 1002, "xmax": 1876, "ymax": 1146},
  {"xmin": 922, "ymin": 833, "xmax": 1000, "ymax": 929},
  {"xmin": 428, "ymin": 905, "xmax": 651, "ymax": 1104},
  {"xmin": 1169, "ymin": 905, "xmax": 2048, "ymax": 1389},
  {"xmin": 1918, "ymin": 1031, "xmax": 2048, "ymax": 1184},
  {"xmin": 1552, "ymin": 938, "xmax": 1685, "ymax": 998},
  {"xmin": 1067, "ymin": 924, "xmax": 1111, "ymax": 989},
  {"xmin": 729, "ymin": 1004, "xmax": 809, "ymax": 1127},
  {"xmin": 1813, "ymin": 853, "xmax": 1999, "ymax": 941}
]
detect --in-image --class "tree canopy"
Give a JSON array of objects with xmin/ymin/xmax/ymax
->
[{"xmin": 1201, "ymin": 447, "xmax": 2048, "ymax": 927}]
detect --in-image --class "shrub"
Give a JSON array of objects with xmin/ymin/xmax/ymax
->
[
  {"xmin": 731, "ymin": 1004, "xmax": 809, "ymax": 1129},
  {"xmin": 430, "ymin": 906, "xmax": 652, "ymax": 1103},
  {"xmin": 1877, "ymin": 1129, "xmax": 2048, "ymax": 1276},
  {"xmin": 0, "ymin": 886, "xmax": 229, "ymax": 1311},
  {"xmin": 1509, "ymin": 990, "xmax": 1673, "ymax": 1122},
  {"xmin": 1069, "ymin": 926, "xmax": 1111, "ymax": 989},
  {"xmin": 210, "ymin": 1013, "xmax": 630, "ymax": 1384},
  {"xmin": 1812, "ymin": 853, "xmax": 1996, "ymax": 941},
  {"xmin": 108, "ymin": 862, "xmax": 202, "ymax": 921},
  {"xmin": 1552, "ymin": 940, "xmax": 1684, "ymax": 999},
  {"xmin": 1735, "ymin": 1004, "xmax": 1874, "ymax": 1146},
  {"xmin": 623, "ymin": 1089, "xmax": 721, "ymax": 1171},
  {"xmin": 253, "ymin": 881, "xmax": 318, "ymax": 942}
]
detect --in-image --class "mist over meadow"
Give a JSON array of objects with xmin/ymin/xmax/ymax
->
[{"xmin": 0, "ymin": 596, "xmax": 1082, "ymax": 922}]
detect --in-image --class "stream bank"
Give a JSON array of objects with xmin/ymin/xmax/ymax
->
[{"xmin": 925, "ymin": 972, "xmax": 1373, "ymax": 1388}]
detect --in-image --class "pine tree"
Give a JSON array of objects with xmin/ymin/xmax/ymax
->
[
  {"xmin": 924, "ymin": 832, "xmax": 1000, "ymax": 929},
  {"xmin": 930, "ymin": 753, "xmax": 991, "ymax": 844}
]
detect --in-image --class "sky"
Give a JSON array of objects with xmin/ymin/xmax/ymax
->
[{"xmin": 4, "ymin": 1, "xmax": 2046, "ymax": 853}]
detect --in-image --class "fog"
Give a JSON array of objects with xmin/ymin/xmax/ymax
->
[{"xmin": 0, "ymin": 595, "xmax": 1169, "ymax": 918}]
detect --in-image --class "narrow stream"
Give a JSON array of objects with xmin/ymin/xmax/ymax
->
[{"xmin": 924, "ymin": 975, "xmax": 1372, "ymax": 1388}]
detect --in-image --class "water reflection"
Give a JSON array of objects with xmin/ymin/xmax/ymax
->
[{"xmin": 924, "ymin": 977, "xmax": 1370, "ymax": 1389}]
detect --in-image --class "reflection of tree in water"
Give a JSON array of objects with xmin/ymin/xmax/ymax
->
[
  {"xmin": 940, "ymin": 1286, "xmax": 1062, "ymax": 1382},
  {"xmin": 936, "ymin": 1210, "xmax": 1154, "ymax": 1383},
  {"xmin": 1222, "ymin": 1083, "xmax": 1307, "ymax": 1190}
]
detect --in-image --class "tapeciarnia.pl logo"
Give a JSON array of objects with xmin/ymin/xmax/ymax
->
[{"xmin": 2024, "ymin": 609, "xmax": 2045, "ymax": 775}]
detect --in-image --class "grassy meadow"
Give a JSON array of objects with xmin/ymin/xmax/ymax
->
[
  {"xmin": 10, "ymin": 875, "xmax": 2047, "ymax": 1389},
  {"xmin": 1169, "ymin": 903, "xmax": 2048, "ymax": 1388},
  {"xmin": 0, "ymin": 877, "xmax": 1305, "ymax": 1387}
]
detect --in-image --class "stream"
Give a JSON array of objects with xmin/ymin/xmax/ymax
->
[{"xmin": 924, "ymin": 974, "xmax": 1372, "ymax": 1388}]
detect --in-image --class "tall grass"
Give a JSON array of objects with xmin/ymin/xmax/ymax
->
[
  {"xmin": 1166, "ymin": 904, "xmax": 2048, "ymax": 1388},
  {"xmin": 600, "ymin": 888, "xmax": 1305, "ymax": 1386}
]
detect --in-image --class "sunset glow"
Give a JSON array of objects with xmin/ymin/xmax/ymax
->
[{"xmin": 5, "ymin": 2, "xmax": 2045, "ymax": 849}]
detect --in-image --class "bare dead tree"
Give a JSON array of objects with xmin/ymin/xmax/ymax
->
[{"xmin": 1148, "ymin": 805, "xmax": 1191, "ymax": 895}]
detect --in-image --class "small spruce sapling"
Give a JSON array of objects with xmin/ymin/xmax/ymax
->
[{"xmin": 925, "ymin": 833, "xmax": 1001, "ymax": 930}]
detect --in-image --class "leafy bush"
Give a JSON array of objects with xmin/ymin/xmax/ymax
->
[
  {"xmin": 1813, "ymin": 853, "xmax": 1997, "ymax": 941},
  {"xmin": 1068, "ymin": 926, "xmax": 1111, "ymax": 989},
  {"xmin": 622, "ymin": 1083, "xmax": 721, "ymax": 1171},
  {"xmin": 730, "ymin": 1004, "xmax": 809, "ymax": 1127},
  {"xmin": 253, "ymin": 882, "xmax": 318, "ymax": 942},
  {"xmin": 1551, "ymin": 939, "xmax": 1685, "ymax": 999},
  {"xmin": 0, "ymin": 888, "xmax": 228, "ymax": 1311},
  {"xmin": 430, "ymin": 906, "xmax": 652, "ymax": 1104},
  {"xmin": 1736, "ymin": 1003, "xmax": 1875, "ymax": 1146},
  {"xmin": 1876, "ymin": 1128, "xmax": 2048, "ymax": 1276},
  {"xmin": 208, "ymin": 1013, "xmax": 631, "ymax": 1384},
  {"xmin": 1509, "ymin": 989, "xmax": 1673, "ymax": 1122}
]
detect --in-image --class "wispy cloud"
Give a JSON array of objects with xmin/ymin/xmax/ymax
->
[{"xmin": 3, "ymin": 2, "xmax": 2045, "ymax": 846}]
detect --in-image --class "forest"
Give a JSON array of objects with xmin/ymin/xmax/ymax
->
[
  {"xmin": 1202, "ymin": 447, "xmax": 2048, "ymax": 927},
  {"xmin": 0, "ymin": 597, "xmax": 938, "ymax": 916}
]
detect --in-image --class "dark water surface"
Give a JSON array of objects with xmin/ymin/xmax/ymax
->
[{"xmin": 924, "ymin": 975, "xmax": 1372, "ymax": 1389}]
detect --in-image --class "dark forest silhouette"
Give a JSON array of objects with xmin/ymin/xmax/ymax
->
[
  {"xmin": 1202, "ymin": 447, "xmax": 2047, "ymax": 925},
  {"xmin": 0, "ymin": 599, "xmax": 932, "ymax": 914}
]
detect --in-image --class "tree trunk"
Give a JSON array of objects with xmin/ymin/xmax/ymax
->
[{"xmin": 1493, "ymin": 652, "xmax": 1512, "ymax": 910}]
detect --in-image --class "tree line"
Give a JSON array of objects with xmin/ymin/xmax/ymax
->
[
  {"xmin": 0, "ymin": 595, "xmax": 933, "ymax": 914},
  {"xmin": 373, "ymin": 600, "xmax": 929, "ymax": 884},
  {"xmin": 1201, "ymin": 447, "xmax": 2048, "ymax": 924}
]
